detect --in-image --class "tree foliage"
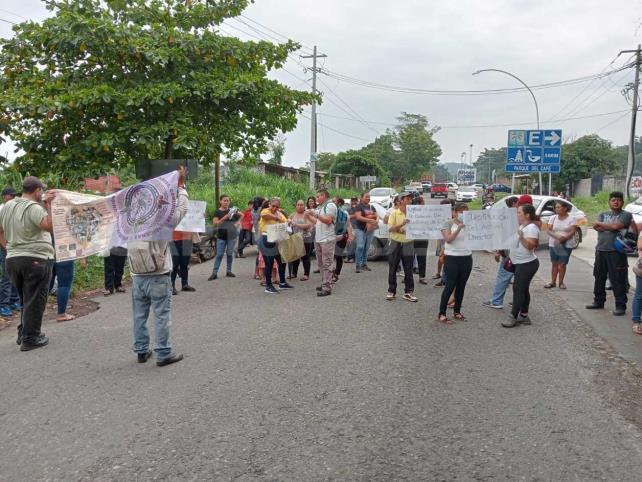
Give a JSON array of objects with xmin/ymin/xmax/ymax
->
[
  {"xmin": 391, "ymin": 112, "xmax": 441, "ymax": 180},
  {"xmin": 559, "ymin": 135, "xmax": 618, "ymax": 187},
  {"xmin": 0, "ymin": 0, "xmax": 316, "ymax": 176},
  {"xmin": 472, "ymin": 148, "xmax": 508, "ymax": 183},
  {"xmin": 267, "ymin": 134, "xmax": 286, "ymax": 165},
  {"xmin": 328, "ymin": 150, "xmax": 389, "ymax": 184}
]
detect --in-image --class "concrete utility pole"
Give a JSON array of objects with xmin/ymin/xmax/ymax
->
[
  {"xmin": 301, "ymin": 46, "xmax": 327, "ymax": 191},
  {"xmin": 621, "ymin": 45, "xmax": 641, "ymax": 200}
]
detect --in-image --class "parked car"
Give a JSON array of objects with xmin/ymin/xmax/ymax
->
[
  {"xmin": 430, "ymin": 183, "xmax": 449, "ymax": 198},
  {"xmin": 368, "ymin": 203, "xmax": 391, "ymax": 260},
  {"xmin": 447, "ymin": 182, "xmax": 459, "ymax": 190},
  {"xmin": 456, "ymin": 186, "xmax": 479, "ymax": 202},
  {"xmin": 472, "ymin": 183, "xmax": 486, "ymax": 190},
  {"xmin": 490, "ymin": 195, "xmax": 588, "ymax": 246},
  {"xmin": 404, "ymin": 183, "xmax": 422, "ymax": 193},
  {"xmin": 492, "ymin": 183, "xmax": 512, "ymax": 193},
  {"xmin": 369, "ymin": 187, "xmax": 397, "ymax": 208},
  {"xmin": 421, "ymin": 181, "xmax": 432, "ymax": 193},
  {"xmin": 625, "ymin": 196, "xmax": 642, "ymax": 230}
]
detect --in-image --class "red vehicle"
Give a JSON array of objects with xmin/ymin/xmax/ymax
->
[{"xmin": 430, "ymin": 183, "xmax": 449, "ymax": 198}]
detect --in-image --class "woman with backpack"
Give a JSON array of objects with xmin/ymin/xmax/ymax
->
[
  {"xmin": 332, "ymin": 197, "xmax": 353, "ymax": 283},
  {"xmin": 544, "ymin": 200, "xmax": 577, "ymax": 290}
]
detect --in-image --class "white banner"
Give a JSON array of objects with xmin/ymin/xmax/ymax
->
[
  {"xmin": 405, "ymin": 205, "xmax": 452, "ymax": 240},
  {"xmin": 175, "ymin": 200, "xmax": 207, "ymax": 233},
  {"xmin": 461, "ymin": 208, "xmax": 519, "ymax": 250}
]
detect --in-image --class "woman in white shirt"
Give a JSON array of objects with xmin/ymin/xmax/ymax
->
[
  {"xmin": 544, "ymin": 201, "xmax": 577, "ymax": 290},
  {"xmin": 438, "ymin": 203, "xmax": 473, "ymax": 324},
  {"xmin": 502, "ymin": 204, "xmax": 540, "ymax": 328}
]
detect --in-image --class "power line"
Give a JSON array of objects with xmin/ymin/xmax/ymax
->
[
  {"xmin": 0, "ymin": 17, "xmax": 16, "ymax": 25},
  {"xmin": 317, "ymin": 77, "xmax": 381, "ymax": 136},
  {"xmin": 299, "ymin": 112, "xmax": 371, "ymax": 142},
  {"xmin": 238, "ymin": 14, "xmax": 315, "ymax": 54},
  {"xmin": 561, "ymin": 67, "xmax": 632, "ymax": 120},
  {"xmin": 595, "ymin": 111, "xmax": 633, "ymax": 133},
  {"xmin": 318, "ymin": 63, "xmax": 634, "ymax": 96}
]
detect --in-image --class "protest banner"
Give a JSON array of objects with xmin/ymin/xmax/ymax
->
[
  {"xmin": 52, "ymin": 171, "xmax": 180, "ymax": 261},
  {"xmin": 461, "ymin": 208, "xmax": 519, "ymax": 250},
  {"xmin": 267, "ymin": 223, "xmax": 289, "ymax": 243},
  {"xmin": 175, "ymin": 200, "xmax": 207, "ymax": 233},
  {"xmin": 405, "ymin": 204, "xmax": 452, "ymax": 239}
]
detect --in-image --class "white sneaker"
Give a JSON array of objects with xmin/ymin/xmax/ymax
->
[
  {"xmin": 402, "ymin": 293, "xmax": 418, "ymax": 302},
  {"xmin": 386, "ymin": 292, "xmax": 396, "ymax": 300}
]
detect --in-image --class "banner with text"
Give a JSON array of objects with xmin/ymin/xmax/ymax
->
[
  {"xmin": 461, "ymin": 208, "xmax": 519, "ymax": 250},
  {"xmin": 52, "ymin": 171, "xmax": 179, "ymax": 261},
  {"xmin": 406, "ymin": 205, "xmax": 452, "ymax": 240}
]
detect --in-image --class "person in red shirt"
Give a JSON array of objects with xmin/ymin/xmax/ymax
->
[{"xmin": 237, "ymin": 200, "xmax": 254, "ymax": 258}]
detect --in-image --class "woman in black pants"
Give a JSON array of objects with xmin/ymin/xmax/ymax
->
[
  {"xmin": 438, "ymin": 203, "xmax": 472, "ymax": 324},
  {"xmin": 413, "ymin": 196, "xmax": 429, "ymax": 284},
  {"xmin": 502, "ymin": 204, "xmax": 540, "ymax": 327}
]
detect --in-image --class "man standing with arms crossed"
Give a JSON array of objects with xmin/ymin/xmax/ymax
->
[
  {"xmin": 0, "ymin": 177, "xmax": 55, "ymax": 351},
  {"xmin": 353, "ymin": 191, "xmax": 379, "ymax": 273},
  {"xmin": 307, "ymin": 188, "xmax": 337, "ymax": 297}
]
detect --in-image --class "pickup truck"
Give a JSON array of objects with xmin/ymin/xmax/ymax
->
[{"xmin": 430, "ymin": 183, "xmax": 449, "ymax": 198}]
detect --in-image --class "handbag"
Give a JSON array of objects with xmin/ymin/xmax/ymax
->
[
  {"xmin": 278, "ymin": 233, "xmax": 306, "ymax": 263},
  {"xmin": 503, "ymin": 257, "xmax": 515, "ymax": 273}
]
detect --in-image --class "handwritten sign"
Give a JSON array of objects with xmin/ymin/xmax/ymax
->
[
  {"xmin": 267, "ymin": 223, "xmax": 289, "ymax": 243},
  {"xmin": 461, "ymin": 208, "xmax": 519, "ymax": 250},
  {"xmin": 406, "ymin": 205, "xmax": 452, "ymax": 240},
  {"xmin": 175, "ymin": 200, "xmax": 206, "ymax": 233}
]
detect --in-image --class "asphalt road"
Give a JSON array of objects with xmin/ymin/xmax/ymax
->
[{"xmin": 2, "ymin": 248, "xmax": 642, "ymax": 481}]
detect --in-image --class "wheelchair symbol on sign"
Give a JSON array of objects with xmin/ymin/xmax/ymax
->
[{"xmin": 526, "ymin": 150, "xmax": 541, "ymax": 163}]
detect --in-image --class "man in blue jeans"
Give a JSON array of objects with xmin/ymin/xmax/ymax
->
[
  {"xmin": 483, "ymin": 250, "xmax": 513, "ymax": 309},
  {"xmin": 128, "ymin": 167, "xmax": 188, "ymax": 366},
  {"xmin": 353, "ymin": 192, "xmax": 379, "ymax": 273},
  {"xmin": 0, "ymin": 187, "xmax": 21, "ymax": 317}
]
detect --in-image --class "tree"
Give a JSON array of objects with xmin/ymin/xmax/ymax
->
[
  {"xmin": 559, "ymin": 135, "xmax": 619, "ymax": 187},
  {"xmin": 267, "ymin": 135, "xmax": 286, "ymax": 165},
  {"xmin": 328, "ymin": 150, "xmax": 389, "ymax": 184},
  {"xmin": 314, "ymin": 152, "xmax": 336, "ymax": 172},
  {"xmin": 391, "ymin": 113, "xmax": 441, "ymax": 181},
  {"xmin": 0, "ymin": 0, "xmax": 316, "ymax": 177},
  {"xmin": 359, "ymin": 133, "xmax": 399, "ymax": 177},
  {"xmin": 473, "ymin": 148, "xmax": 508, "ymax": 183}
]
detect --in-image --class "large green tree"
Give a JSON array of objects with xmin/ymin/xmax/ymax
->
[
  {"xmin": 328, "ymin": 150, "xmax": 389, "ymax": 183},
  {"xmin": 391, "ymin": 112, "xmax": 441, "ymax": 180},
  {"xmin": 0, "ymin": 0, "xmax": 316, "ymax": 177},
  {"xmin": 473, "ymin": 148, "xmax": 508, "ymax": 183},
  {"xmin": 559, "ymin": 135, "xmax": 619, "ymax": 187}
]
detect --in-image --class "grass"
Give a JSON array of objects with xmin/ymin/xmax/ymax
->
[{"xmin": 571, "ymin": 191, "xmax": 620, "ymax": 223}]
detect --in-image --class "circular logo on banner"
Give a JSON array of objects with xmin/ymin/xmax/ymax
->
[{"xmin": 118, "ymin": 182, "xmax": 172, "ymax": 238}]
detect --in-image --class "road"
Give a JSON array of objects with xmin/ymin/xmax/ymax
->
[{"xmin": 2, "ymin": 244, "xmax": 642, "ymax": 480}]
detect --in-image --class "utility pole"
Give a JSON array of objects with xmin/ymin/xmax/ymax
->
[
  {"xmin": 301, "ymin": 46, "xmax": 327, "ymax": 191},
  {"xmin": 621, "ymin": 45, "xmax": 641, "ymax": 200},
  {"xmin": 469, "ymin": 144, "xmax": 474, "ymax": 182}
]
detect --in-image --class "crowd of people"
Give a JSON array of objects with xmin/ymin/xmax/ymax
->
[{"xmin": 1, "ymin": 171, "xmax": 641, "ymax": 363}]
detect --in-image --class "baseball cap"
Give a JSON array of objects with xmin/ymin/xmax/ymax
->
[
  {"xmin": 398, "ymin": 191, "xmax": 413, "ymax": 198},
  {"xmin": 517, "ymin": 194, "xmax": 533, "ymax": 206},
  {"xmin": 1, "ymin": 187, "xmax": 18, "ymax": 197},
  {"xmin": 22, "ymin": 176, "xmax": 47, "ymax": 193}
]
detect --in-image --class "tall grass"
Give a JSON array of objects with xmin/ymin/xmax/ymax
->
[{"xmin": 188, "ymin": 167, "xmax": 361, "ymax": 218}]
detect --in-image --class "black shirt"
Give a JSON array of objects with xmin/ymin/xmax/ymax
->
[
  {"xmin": 214, "ymin": 209, "xmax": 242, "ymax": 240},
  {"xmin": 355, "ymin": 203, "xmax": 375, "ymax": 231}
]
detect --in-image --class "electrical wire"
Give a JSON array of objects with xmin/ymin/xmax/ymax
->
[
  {"xmin": 0, "ymin": 7, "xmax": 26, "ymax": 20},
  {"xmin": 595, "ymin": 111, "xmax": 631, "ymax": 133},
  {"xmin": 316, "ymin": 78, "xmax": 381, "ymax": 136},
  {"xmin": 299, "ymin": 112, "xmax": 371, "ymax": 142},
  {"xmin": 238, "ymin": 14, "xmax": 315, "ymax": 54},
  {"xmin": 318, "ymin": 63, "xmax": 634, "ymax": 96},
  {"xmin": 0, "ymin": 17, "xmax": 16, "ymax": 25}
]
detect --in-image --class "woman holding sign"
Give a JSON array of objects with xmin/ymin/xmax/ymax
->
[
  {"xmin": 438, "ymin": 203, "xmax": 472, "ymax": 324},
  {"xmin": 502, "ymin": 204, "xmax": 540, "ymax": 328},
  {"xmin": 257, "ymin": 197, "xmax": 293, "ymax": 294},
  {"xmin": 544, "ymin": 201, "xmax": 577, "ymax": 290}
]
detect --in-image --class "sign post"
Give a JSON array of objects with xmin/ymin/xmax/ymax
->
[{"xmin": 506, "ymin": 129, "xmax": 562, "ymax": 193}]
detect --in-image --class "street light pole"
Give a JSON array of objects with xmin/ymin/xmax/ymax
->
[
  {"xmin": 472, "ymin": 69, "xmax": 542, "ymax": 195},
  {"xmin": 469, "ymin": 143, "xmax": 474, "ymax": 182}
]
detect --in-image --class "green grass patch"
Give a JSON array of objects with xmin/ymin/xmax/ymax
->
[{"xmin": 570, "ymin": 191, "xmax": 622, "ymax": 223}]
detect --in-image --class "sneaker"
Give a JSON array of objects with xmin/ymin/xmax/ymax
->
[
  {"xmin": 585, "ymin": 303, "xmax": 604, "ymax": 310},
  {"xmin": 482, "ymin": 301, "xmax": 503, "ymax": 309},
  {"xmin": 419, "ymin": 278, "xmax": 428, "ymax": 285},
  {"xmin": 208, "ymin": 273, "xmax": 217, "ymax": 281},
  {"xmin": 182, "ymin": 285, "xmax": 196, "ymax": 292},
  {"xmin": 226, "ymin": 272, "xmax": 236, "ymax": 278},
  {"xmin": 518, "ymin": 313, "xmax": 532, "ymax": 325},
  {"xmin": 402, "ymin": 293, "xmax": 418, "ymax": 302},
  {"xmin": 279, "ymin": 283, "xmax": 294, "ymax": 290},
  {"xmin": 386, "ymin": 292, "xmax": 395, "ymax": 300},
  {"xmin": 501, "ymin": 316, "xmax": 520, "ymax": 328},
  {"xmin": 0, "ymin": 307, "xmax": 12, "ymax": 317},
  {"xmin": 317, "ymin": 290, "xmax": 331, "ymax": 297},
  {"xmin": 157, "ymin": 353, "xmax": 184, "ymax": 367},
  {"xmin": 20, "ymin": 335, "xmax": 49, "ymax": 351},
  {"xmin": 264, "ymin": 286, "xmax": 279, "ymax": 294},
  {"xmin": 362, "ymin": 265, "xmax": 372, "ymax": 272},
  {"xmin": 137, "ymin": 349, "xmax": 153, "ymax": 363},
  {"xmin": 613, "ymin": 307, "xmax": 626, "ymax": 316},
  {"xmin": 434, "ymin": 280, "xmax": 445, "ymax": 287},
  {"xmin": 316, "ymin": 286, "xmax": 323, "ymax": 292},
  {"xmin": 172, "ymin": 287, "xmax": 178, "ymax": 296}
]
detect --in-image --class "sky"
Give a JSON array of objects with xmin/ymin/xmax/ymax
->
[{"xmin": 1, "ymin": 0, "xmax": 641, "ymax": 169}]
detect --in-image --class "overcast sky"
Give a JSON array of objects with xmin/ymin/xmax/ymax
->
[{"xmin": 1, "ymin": 0, "xmax": 641, "ymax": 169}]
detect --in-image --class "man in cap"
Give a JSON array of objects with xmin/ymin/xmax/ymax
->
[
  {"xmin": 0, "ymin": 187, "xmax": 21, "ymax": 319},
  {"xmin": 0, "ymin": 177, "xmax": 55, "ymax": 351},
  {"xmin": 386, "ymin": 191, "xmax": 417, "ymax": 302}
]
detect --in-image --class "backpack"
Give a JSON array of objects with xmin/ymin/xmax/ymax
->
[
  {"xmin": 335, "ymin": 208, "xmax": 348, "ymax": 236},
  {"xmin": 127, "ymin": 241, "xmax": 168, "ymax": 274}
]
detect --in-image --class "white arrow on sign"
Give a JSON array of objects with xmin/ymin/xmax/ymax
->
[{"xmin": 545, "ymin": 131, "xmax": 561, "ymax": 146}]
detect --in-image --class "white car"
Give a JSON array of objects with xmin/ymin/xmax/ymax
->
[
  {"xmin": 456, "ymin": 186, "xmax": 478, "ymax": 202},
  {"xmin": 490, "ymin": 195, "xmax": 588, "ymax": 246},
  {"xmin": 369, "ymin": 187, "xmax": 397, "ymax": 209},
  {"xmin": 447, "ymin": 182, "xmax": 459, "ymax": 190},
  {"xmin": 625, "ymin": 197, "xmax": 642, "ymax": 229}
]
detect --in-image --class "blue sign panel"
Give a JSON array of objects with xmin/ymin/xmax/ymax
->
[{"xmin": 506, "ymin": 129, "xmax": 561, "ymax": 173}]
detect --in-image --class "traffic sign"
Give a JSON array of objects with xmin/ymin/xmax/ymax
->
[{"xmin": 506, "ymin": 129, "xmax": 561, "ymax": 173}]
